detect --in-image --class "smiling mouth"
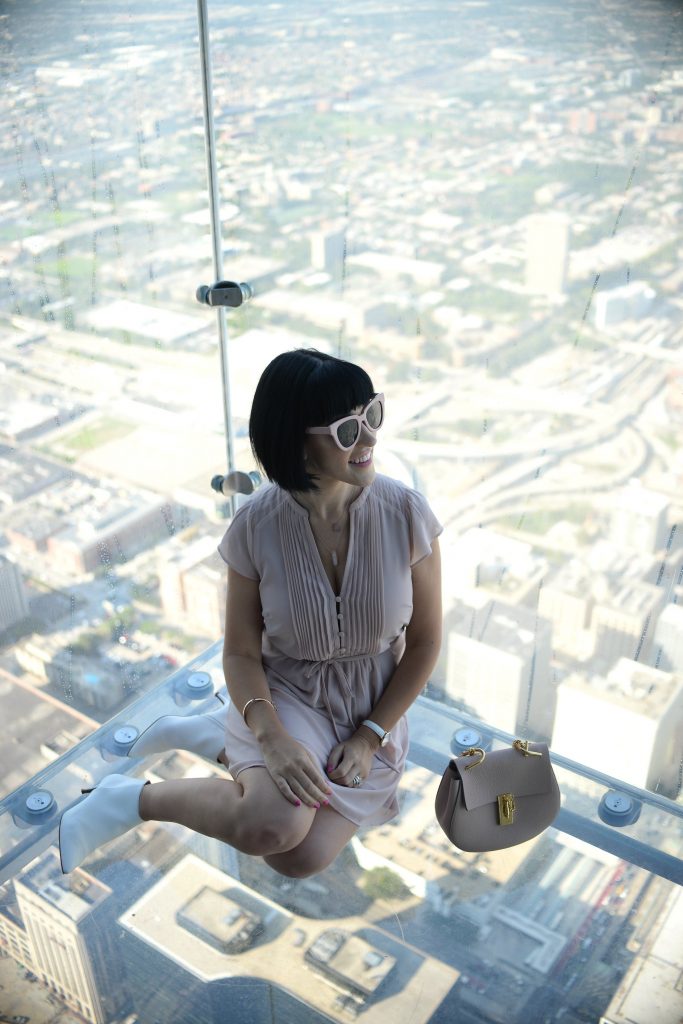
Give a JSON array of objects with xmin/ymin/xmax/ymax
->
[{"xmin": 349, "ymin": 451, "xmax": 373, "ymax": 465}]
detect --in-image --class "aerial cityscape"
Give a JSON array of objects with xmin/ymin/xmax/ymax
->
[{"xmin": 0, "ymin": 0, "xmax": 681, "ymax": 1022}]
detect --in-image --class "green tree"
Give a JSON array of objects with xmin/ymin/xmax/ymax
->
[
  {"xmin": 71, "ymin": 634, "xmax": 101, "ymax": 656},
  {"xmin": 362, "ymin": 867, "xmax": 410, "ymax": 901}
]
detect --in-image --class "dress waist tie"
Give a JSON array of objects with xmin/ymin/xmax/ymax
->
[{"xmin": 302, "ymin": 654, "xmax": 372, "ymax": 744}]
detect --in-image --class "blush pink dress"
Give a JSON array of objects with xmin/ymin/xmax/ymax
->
[{"xmin": 217, "ymin": 474, "xmax": 442, "ymax": 827}]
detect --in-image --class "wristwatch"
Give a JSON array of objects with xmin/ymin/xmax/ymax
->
[{"xmin": 361, "ymin": 719, "xmax": 391, "ymax": 747}]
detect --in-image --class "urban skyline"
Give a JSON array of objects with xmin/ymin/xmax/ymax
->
[{"xmin": 0, "ymin": 1, "xmax": 681, "ymax": 1022}]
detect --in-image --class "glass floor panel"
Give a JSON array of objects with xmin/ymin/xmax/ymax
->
[{"xmin": 0, "ymin": 642, "xmax": 681, "ymax": 1024}]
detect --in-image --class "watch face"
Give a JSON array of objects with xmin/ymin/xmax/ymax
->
[{"xmin": 380, "ymin": 731, "xmax": 390, "ymax": 747}]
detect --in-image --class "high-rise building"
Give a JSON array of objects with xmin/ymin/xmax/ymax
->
[
  {"xmin": 10, "ymin": 851, "xmax": 127, "ymax": 1024},
  {"xmin": 538, "ymin": 560, "xmax": 595, "ymax": 658},
  {"xmin": 610, "ymin": 482, "xmax": 670, "ymax": 555},
  {"xmin": 525, "ymin": 212, "xmax": 570, "ymax": 297},
  {"xmin": 0, "ymin": 552, "xmax": 30, "ymax": 631},
  {"xmin": 158, "ymin": 547, "xmax": 187, "ymax": 621},
  {"xmin": 593, "ymin": 282, "xmax": 656, "ymax": 330},
  {"xmin": 653, "ymin": 601, "xmax": 683, "ymax": 673},
  {"xmin": 591, "ymin": 582, "xmax": 666, "ymax": 668},
  {"xmin": 444, "ymin": 595, "xmax": 555, "ymax": 739},
  {"xmin": 158, "ymin": 533, "xmax": 226, "ymax": 637},
  {"xmin": 182, "ymin": 554, "xmax": 228, "ymax": 637},
  {"xmin": 0, "ymin": 884, "xmax": 34, "ymax": 970},
  {"xmin": 445, "ymin": 527, "xmax": 547, "ymax": 606},
  {"xmin": 310, "ymin": 224, "xmax": 347, "ymax": 275},
  {"xmin": 553, "ymin": 658, "xmax": 683, "ymax": 797}
]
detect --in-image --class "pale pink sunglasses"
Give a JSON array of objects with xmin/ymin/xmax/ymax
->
[{"xmin": 306, "ymin": 393, "xmax": 385, "ymax": 451}]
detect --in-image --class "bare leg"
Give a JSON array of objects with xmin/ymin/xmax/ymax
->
[
  {"xmin": 139, "ymin": 766, "xmax": 316, "ymax": 857},
  {"xmin": 264, "ymin": 806, "xmax": 358, "ymax": 878}
]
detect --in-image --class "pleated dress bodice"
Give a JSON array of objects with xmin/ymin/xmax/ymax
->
[{"xmin": 217, "ymin": 474, "xmax": 442, "ymax": 826}]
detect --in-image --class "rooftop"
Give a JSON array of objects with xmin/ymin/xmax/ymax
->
[{"xmin": 17, "ymin": 850, "xmax": 110, "ymax": 922}]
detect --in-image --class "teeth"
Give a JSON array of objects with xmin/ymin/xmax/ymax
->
[{"xmin": 350, "ymin": 452, "xmax": 371, "ymax": 464}]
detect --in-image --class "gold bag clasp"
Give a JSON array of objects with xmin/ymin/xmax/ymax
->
[
  {"xmin": 514, "ymin": 739, "xmax": 542, "ymax": 757},
  {"xmin": 460, "ymin": 747, "xmax": 486, "ymax": 770},
  {"xmin": 498, "ymin": 793, "xmax": 515, "ymax": 826}
]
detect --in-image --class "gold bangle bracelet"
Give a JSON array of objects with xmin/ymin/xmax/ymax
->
[{"xmin": 242, "ymin": 697, "xmax": 277, "ymax": 727}]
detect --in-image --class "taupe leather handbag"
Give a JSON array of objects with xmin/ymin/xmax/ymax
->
[{"xmin": 435, "ymin": 740, "xmax": 561, "ymax": 852}]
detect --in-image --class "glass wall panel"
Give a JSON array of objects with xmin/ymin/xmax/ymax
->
[
  {"xmin": 0, "ymin": 0, "xmax": 230, "ymax": 788},
  {"xmin": 206, "ymin": 0, "xmax": 683, "ymax": 796}
]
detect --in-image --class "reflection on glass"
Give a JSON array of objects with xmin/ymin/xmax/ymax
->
[{"xmin": 1, "ymin": 0, "xmax": 682, "ymax": 1021}]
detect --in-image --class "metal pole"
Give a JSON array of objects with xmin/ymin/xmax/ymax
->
[{"xmin": 196, "ymin": 0, "xmax": 235, "ymax": 483}]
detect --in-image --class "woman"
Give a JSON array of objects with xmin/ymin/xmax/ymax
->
[{"xmin": 59, "ymin": 349, "xmax": 442, "ymax": 878}]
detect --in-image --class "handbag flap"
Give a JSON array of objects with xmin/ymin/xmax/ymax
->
[{"xmin": 455, "ymin": 743, "xmax": 553, "ymax": 811}]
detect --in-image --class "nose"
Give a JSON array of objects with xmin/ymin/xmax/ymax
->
[{"xmin": 358, "ymin": 422, "xmax": 377, "ymax": 445}]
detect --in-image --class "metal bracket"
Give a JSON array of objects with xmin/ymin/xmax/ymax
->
[
  {"xmin": 196, "ymin": 280, "xmax": 253, "ymax": 307},
  {"xmin": 211, "ymin": 469, "xmax": 261, "ymax": 497}
]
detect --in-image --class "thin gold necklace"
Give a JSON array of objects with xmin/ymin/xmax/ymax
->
[
  {"xmin": 308, "ymin": 488, "xmax": 360, "ymax": 567},
  {"xmin": 311, "ymin": 518, "xmax": 348, "ymax": 567}
]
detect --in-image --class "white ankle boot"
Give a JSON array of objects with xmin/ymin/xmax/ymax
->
[
  {"xmin": 59, "ymin": 774, "xmax": 149, "ymax": 873},
  {"xmin": 127, "ymin": 698, "xmax": 229, "ymax": 763}
]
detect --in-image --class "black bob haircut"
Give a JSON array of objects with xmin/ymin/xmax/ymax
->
[{"xmin": 249, "ymin": 349, "xmax": 375, "ymax": 492}]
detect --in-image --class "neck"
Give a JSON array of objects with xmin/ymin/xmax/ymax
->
[{"xmin": 293, "ymin": 481, "xmax": 362, "ymax": 522}]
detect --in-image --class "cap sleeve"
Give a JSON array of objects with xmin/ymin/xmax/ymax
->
[
  {"xmin": 217, "ymin": 502, "xmax": 259, "ymax": 580},
  {"xmin": 406, "ymin": 488, "xmax": 443, "ymax": 566}
]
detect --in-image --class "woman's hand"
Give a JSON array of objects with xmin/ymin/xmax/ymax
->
[
  {"xmin": 260, "ymin": 732, "xmax": 332, "ymax": 808},
  {"xmin": 326, "ymin": 732, "xmax": 376, "ymax": 788}
]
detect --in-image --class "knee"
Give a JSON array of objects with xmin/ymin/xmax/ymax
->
[
  {"xmin": 265, "ymin": 846, "xmax": 330, "ymax": 879},
  {"xmin": 230, "ymin": 813, "xmax": 307, "ymax": 858}
]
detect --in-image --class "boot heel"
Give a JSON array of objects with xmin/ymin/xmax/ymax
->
[{"xmin": 81, "ymin": 788, "xmax": 94, "ymax": 794}]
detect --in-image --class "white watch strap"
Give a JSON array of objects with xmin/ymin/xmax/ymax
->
[{"xmin": 361, "ymin": 719, "xmax": 387, "ymax": 741}]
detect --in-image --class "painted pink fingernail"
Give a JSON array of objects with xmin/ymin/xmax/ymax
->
[
  {"xmin": 313, "ymin": 802, "xmax": 320, "ymax": 809},
  {"xmin": 322, "ymin": 799, "xmax": 330, "ymax": 807},
  {"xmin": 295, "ymin": 799, "xmax": 301, "ymax": 807}
]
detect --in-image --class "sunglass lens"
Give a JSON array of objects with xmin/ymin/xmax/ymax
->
[
  {"xmin": 367, "ymin": 397, "xmax": 383, "ymax": 429},
  {"xmin": 337, "ymin": 419, "xmax": 359, "ymax": 448}
]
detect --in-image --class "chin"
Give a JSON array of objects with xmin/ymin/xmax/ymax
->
[{"xmin": 350, "ymin": 464, "xmax": 376, "ymax": 482}]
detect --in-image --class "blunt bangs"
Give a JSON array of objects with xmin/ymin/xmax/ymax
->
[
  {"xmin": 302, "ymin": 356, "xmax": 374, "ymax": 431},
  {"xmin": 249, "ymin": 349, "xmax": 375, "ymax": 492}
]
